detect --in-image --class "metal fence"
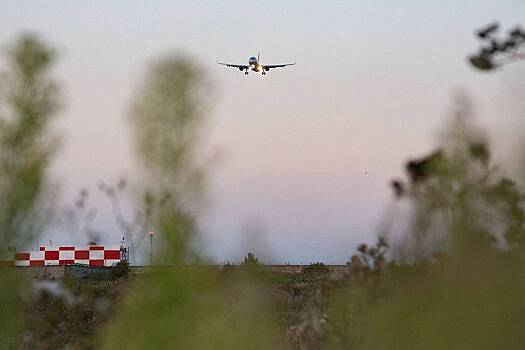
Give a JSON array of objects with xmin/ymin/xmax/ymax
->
[{"xmin": 64, "ymin": 264, "xmax": 116, "ymax": 279}]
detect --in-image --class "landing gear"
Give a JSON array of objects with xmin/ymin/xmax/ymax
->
[
  {"xmin": 262, "ymin": 71, "xmax": 266, "ymax": 75},
  {"xmin": 244, "ymin": 70, "xmax": 248, "ymax": 75}
]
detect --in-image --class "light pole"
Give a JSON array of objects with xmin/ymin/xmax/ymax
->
[{"xmin": 149, "ymin": 231, "xmax": 154, "ymax": 265}]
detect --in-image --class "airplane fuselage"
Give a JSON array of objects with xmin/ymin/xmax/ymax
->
[{"xmin": 248, "ymin": 56, "xmax": 267, "ymax": 74}]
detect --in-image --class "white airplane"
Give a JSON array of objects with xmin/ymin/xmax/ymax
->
[{"xmin": 217, "ymin": 53, "xmax": 295, "ymax": 75}]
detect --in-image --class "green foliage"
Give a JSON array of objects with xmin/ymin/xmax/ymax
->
[
  {"xmin": 0, "ymin": 32, "xmax": 60, "ymax": 248},
  {"xmin": 129, "ymin": 53, "xmax": 210, "ymax": 203},
  {"xmin": 325, "ymin": 250, "xmax": 525, "ymax": 349},
  {"xmin": 128, "ymin": 53, "xmax": 212, "ymax": 264},
  {"xmin": 326, "ymin": 92, "xmax": 525, "ymax": 349},
  {"xmin": 347, "ymin": 237, "xmax": 388, "ymax": 279},
  {"xmin": 99, "ymin": 54, "xmax": 286, "ymax": 349},
  {"xmin": 100, "ymin": 268, "xmax": 285, "ymax": 350},
  {"xmin": 0, "ymin": 33, "xmax": 61, "ymax": 349},
  {"xmin": 0, "ymin": 268, "xmax": 22, "ymax": 350},
  {"xmin": 388, "ymin": 93, "xmax": 525, "ymax": 261}
]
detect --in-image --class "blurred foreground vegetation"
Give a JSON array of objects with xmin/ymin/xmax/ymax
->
[
  {"xmin": 0, "ymin": 33, "xmax": 61, "ymax": 350},
  {"xmin": 1, "ymin": 28, "xmax": 525, "ymax": 349}
]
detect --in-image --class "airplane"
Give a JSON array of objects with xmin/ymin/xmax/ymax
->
[{"xmin": 217, "ymin": 53, "xmax": 295, "ymax": 75}]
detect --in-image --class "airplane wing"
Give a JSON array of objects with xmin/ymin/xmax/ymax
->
[
  {"xmin": 217, "ymin": 61, "xmax": 248, "ymax": 69},
  {"xmin": 263, "ymin": 62, "xmax": 296, "ymax": 69}
]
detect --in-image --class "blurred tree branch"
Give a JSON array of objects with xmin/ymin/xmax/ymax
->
[
  {"xmin": 98, "ymin": 178, "xmax": 151, "ymax": 264},
  {"xmin": 469, "ymin": 22, "xmax": 525, "ymax": 71}
]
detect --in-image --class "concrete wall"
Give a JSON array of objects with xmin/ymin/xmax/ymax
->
[
  {"xmin": 267, "ymin": 265, "xmax": 349, "ymax": 274},
  {"xmin": 14, "ymin": 264, "xmax": 350, "ymax": 279},
  {"xmin": 16, "ymin": 266, "xmax": 65, "ymax": 280}
]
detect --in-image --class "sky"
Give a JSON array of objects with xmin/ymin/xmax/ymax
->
[{"xmin": 1, "ymin": 1, "xmax": 524, "ymax": 263}]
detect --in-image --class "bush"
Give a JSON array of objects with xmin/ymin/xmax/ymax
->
[
  {"xmin": 111, "ymin": 261, "xmax": 129, "ymax": 280},
  {"xmin": 303, "ymin": 262, "xmax": 330, "ymax": 276}
]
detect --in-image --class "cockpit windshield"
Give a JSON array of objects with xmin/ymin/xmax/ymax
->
[{"xmin": 249, "ymin": 56, "xmax": 257, "ymax": 64}]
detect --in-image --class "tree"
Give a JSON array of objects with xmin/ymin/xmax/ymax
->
[
  {"xmin": 0, "ymin": 33, "xmax": 61, "ymax": 249},
  {"xmin": 303, "ymin": 262, "xmax": 330, "ymax": 276},
  {"xmin": 330, "ymin": 94, "xmax": 525, "ymax": 348},
  {"xmin": 102, "ymin": 54, "xmax": 284, "ymax": 350},
  {"xmin": 469, "ymin": 22, "xmax": 525, "ymax": 71},
  {"xmin": 0, "ymin": 32, "xmax": 61, "ymax": 350},
  {"xmin": 242, "ymin": 252, "xmax": 259, "ymax": 265},
  {"xmin": 128, "ymin": 53, "xmax": 212, "ymax": 264},
  {"xmin": 348, "ymin": 238, "xmax": 388, "ymax": 278},
  {"xmin": 388, "ymin": 93, "xmax": 525, "ymax": 261}
]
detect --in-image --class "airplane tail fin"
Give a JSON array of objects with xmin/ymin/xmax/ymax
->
[{"xmin": 258, "ymin": 52, "xmax": 260, "ymax": 62}]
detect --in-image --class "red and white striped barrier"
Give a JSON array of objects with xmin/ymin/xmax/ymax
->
[{"xmin": 14, "ymin": 245, "xmax": 125, "ymax": 267}]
